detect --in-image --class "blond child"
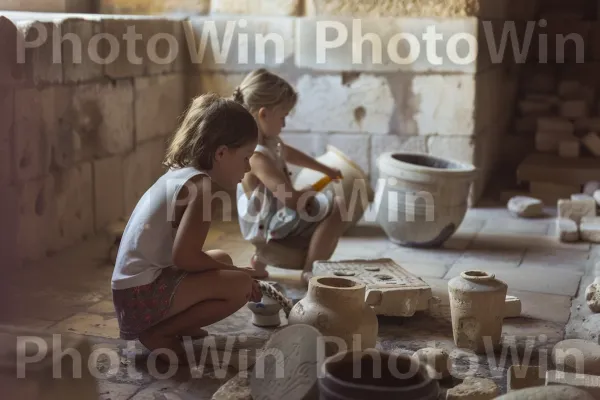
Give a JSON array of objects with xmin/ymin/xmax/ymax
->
[
  {"xmin": 111, "ymin": 93, "xmax": 262, "ymax": 364},
  {"xmin": 233, "ymin": 69, "xmax": 346, "ymax": 285}
]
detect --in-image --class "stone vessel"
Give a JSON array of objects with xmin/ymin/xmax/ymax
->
[
  {"xmin": 374, "ymin": 152, "xmax": 476, "ymax": 247},
  {"xmin": 318, "ymin": 349, "xmax": 439, "ymax": 400},
  {"xmin": 287, "ymin": 276, "xmax": 378, "ymax": 351},
  {"xmin": 448, "ymin": 270, "xmax": 508, "ymax": 354},
  {"xmin": 294, "ymin": 145, "xmax": 374, "ymax": 231}
]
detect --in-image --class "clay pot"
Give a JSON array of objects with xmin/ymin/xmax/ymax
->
[
  {"xmin": 287, "ymin": 276, "xmax": 378, "ymax": 351},
  {"xmin": 318, "ymin": 349, "xmax": 439, "ymax": 400},
  {"xmin": 247, "ymin": 296, "xmax": 282, "ymax": 327},
  {"xmin": 294, "ymin": 145, "xmax": 374, "ymax": 231},
  {"xmin": 374, "ymin": 152, "xmax": 476, "ymax": 247},
  {"xmin": 447, "ymin": 270, "xmax": 508, "ymax": 354}
]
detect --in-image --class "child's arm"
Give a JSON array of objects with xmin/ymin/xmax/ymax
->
[
  {"xmin": 172, "ymin": 176, "xmax": 240, "ymax": 272},
  {"xmin": 283, "ymin": 144, "xmax": 341, "ymax": 179},
  {"xmin": 250, "ymin": 152, "xmax": 311, "ymax": 211}
]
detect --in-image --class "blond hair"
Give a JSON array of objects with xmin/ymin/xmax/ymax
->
[
  {"xmin": 164, "ymin": 93, "xmax": 258, "ymax": 170},
  {"xmin": 232, "ymin": 68, "xmax": 297, "ymax": 113}
]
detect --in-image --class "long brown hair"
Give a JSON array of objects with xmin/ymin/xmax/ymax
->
[{"xmin": 164, "ymin": 93, "xmax": 258, "ymax": 170}]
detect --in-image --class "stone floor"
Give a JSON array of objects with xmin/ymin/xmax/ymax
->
[{"xmin": 1, "ymin": 200, "xmax": 599, "ymax": 399}]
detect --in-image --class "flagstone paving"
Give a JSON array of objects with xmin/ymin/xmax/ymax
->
[{"xmin": 2, "ymin": 204, "xmax": 599, "ymax": 398}]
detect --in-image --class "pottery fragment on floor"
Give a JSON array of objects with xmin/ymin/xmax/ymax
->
[
  {"xmin": 586, "ymin": 277, "xmax": 600, "ymax": 313},
  {"xmin": 556, "ymin": 218, "xmax": 579, "ymax": 242},
  {"xmin": 507, "ymin": 196, "xmax": 544, "ymax": 218},
  {"xmin": 312, "ymin": 258, "xmax": 432, "ymax": 317},
  {"xmin": 507, "ymin": 364, "xmax": 545, "ymax": 391},
  {"xmin": 493, "ymin": 385, "xmax": 594, "ymax": 399},
  {"xmin": 249, "ymin": 324, "xmax": 322, "ymax": 400},
  {"xmin": 545, "ymin": 370, "xmax": 600, "ymax": 398},
  {"xmin": 504, "ymin": 295, "xmax": 522, "ymax": 318},
  {"xmin": 580, "ymin": 217, "xmax": 600, "ymax": 243},
  {"xmin": 552, "ymin": 339, "xmax": 600, "ymax": 376},
  {"xmin": 445, "ymin": 377, "xmax": 498, "ymax": 400}
]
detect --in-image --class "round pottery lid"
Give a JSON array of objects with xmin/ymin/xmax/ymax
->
[{"xmin": 249, "ymin": 324, "xmax": 322, "ymax": 400}]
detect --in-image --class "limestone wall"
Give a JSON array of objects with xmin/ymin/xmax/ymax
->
[
  {"xmin": 0, "ymin": 14, "xmax": 189, "ymax": 267},
  {"xmin": 0, "ymin": 1, "xmax": 543, "ymax": 268}
]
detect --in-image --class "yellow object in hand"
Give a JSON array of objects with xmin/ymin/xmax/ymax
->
[{"xmin": 311, "ymin": 175, "xmax": 333, "ymax": 192}]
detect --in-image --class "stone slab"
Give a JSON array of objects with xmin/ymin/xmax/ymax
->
[
  {"xmin": 313, "ymin": 258, "xmax": 433, "ymax": 317},
  {"xmin": 519, "ymin": 248, "xmax": 589, "ymax": 276},
  {"xmin": 444, "ymin": 264, "xmax": 582, "ymax": 297},
  {"xmin": 507, "ymin": 289, "xmax": 572, "ymax": 324},
  {"xmin": 211, "ymin": 0, "xmax": 301, "ymax": 16},
  {"xmin": 295, "ymin": 16, "xmax": 481, "ymax": 73},
  {"xmin": 186, "ymin": 16, "xmax": 295, "ymax": 72},
  {"xmin": 517, "ymin": 153, "xmax": 600, "ymax": 186}
]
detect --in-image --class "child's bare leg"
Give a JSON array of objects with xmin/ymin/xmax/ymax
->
[
  {"xmin": 301, "ymin": 198, "xmax": 345, "ymax": 284},
  {"xmin": 166, "ymin": 249, "xmax": 235, "ymax": 339},
  {"xmin": 139, "ymin": 266, "xmax": 252, "ymax": 364}
]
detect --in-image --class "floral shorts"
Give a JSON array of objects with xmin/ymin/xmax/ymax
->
[{"xmin": 112, "ymin": 267, "xmax": 187, "ymax": 340}]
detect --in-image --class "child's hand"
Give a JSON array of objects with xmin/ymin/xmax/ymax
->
[{"xmin": 325, "ymin": 167, "xmax": 343, "ymax": 181}]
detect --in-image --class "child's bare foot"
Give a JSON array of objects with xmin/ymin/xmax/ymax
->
[{"xmin": 247, "ymin": 255, "xmax": 269, "ymax": 279}]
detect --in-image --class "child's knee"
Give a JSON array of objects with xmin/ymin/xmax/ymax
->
[{"xmin": 208, "ymin": 249, "xmax": 233, "ymax": 265}]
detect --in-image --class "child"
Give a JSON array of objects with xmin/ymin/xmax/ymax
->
[
  {"xmin": 111, "ymin": 93, "xmax": 263, "ymax": 364},
  {"xmin": 233, "ymin": 69, "xmax": 346, "ymax": 285}
]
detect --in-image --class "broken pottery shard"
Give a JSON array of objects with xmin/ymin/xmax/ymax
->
[
  {"xmin": 312, "ymin": 258, "xmax": 432, "ymax": 317},
  {"xmin": 580, "ymin": 217, "xmax": 600, "ymax": 243},
  {"xmin": 583, "ymin": 181, "xmax": 600, "ymax": 196},
  {"xmin": 558, "ymin": 198, "xmax": 596, "ymax": 224},
  {"xmin": 582, "ymin": 132, "xmax": 600, "ymax": 156},
  {"xmin": 556, "ymin": 218, "xmax": 579, "ymax": 242},
  {"xmin": 411, "ymin": 347, "xmax": 450, "ymax": 380},
  {"xmin": 594, "ymin": 190, "xmax": 600, "ymax": 206},
  {"xmin": 446, "ymin": 377, "xmax": 499, "ymax": 400},
  {"xmin": 504, "ymin": 295, "xmax": 522, "ymax": 318},
  {"xmin": 585, "ymin": 277, "xmax": 600, "ymax": 313},
  {"xmin": 507, "ymin": 196, "xmax": 544, "ymax": 218},
  {"xmin": 212, "ymin": 372, "xmax": 251, "ymax": 400}
]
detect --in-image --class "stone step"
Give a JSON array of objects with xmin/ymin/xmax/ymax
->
[{"xmin": 517, "ymin": 153, "xmax": 600, "ymax": 186}]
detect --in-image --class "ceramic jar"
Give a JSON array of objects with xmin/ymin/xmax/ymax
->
[
  {"xmin": 294, "ymin": 145, "xmax": 374, "ymax": 231},
  {"xmin": 374, "ymin": 152, "xmax": 476, "ymax": 247},
  {"xmin": 287, "ymin": 277, "xmax": 378, "ymax": 351},
  {"xmin": 318, "ymin": 349, "xmax": 439, "ymax": 400},
  {"xmin": 448, "ymin": 270, "xmax": 508, "ymax": 354}
]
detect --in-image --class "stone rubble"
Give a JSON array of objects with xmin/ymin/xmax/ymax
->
[
  {"xmin": 507, "ymin": 196, "xmax": 544, "ymax": 218},
  {"xmin": 445, "ymin": 377, "xmax": 499, "ymax": 400},
  {"xmin": 556, "ymin": 217, "xmax": 580, "ymax": 242},
  {"xmin": 585, "ymin": 277, "xmax": 600, "ymax": 313},
  {"xmin": 580, "ymin": 217, "xmax": 600, "ymax": 243}
]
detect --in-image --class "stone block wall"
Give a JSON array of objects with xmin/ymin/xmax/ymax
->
[
  {"xmin": 0, "ymin": 14, "xmax": 188, "ymax": 267},
  {"xmin": 0, "ymin": 0, "xmax": 546, "ymax": 268}
]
